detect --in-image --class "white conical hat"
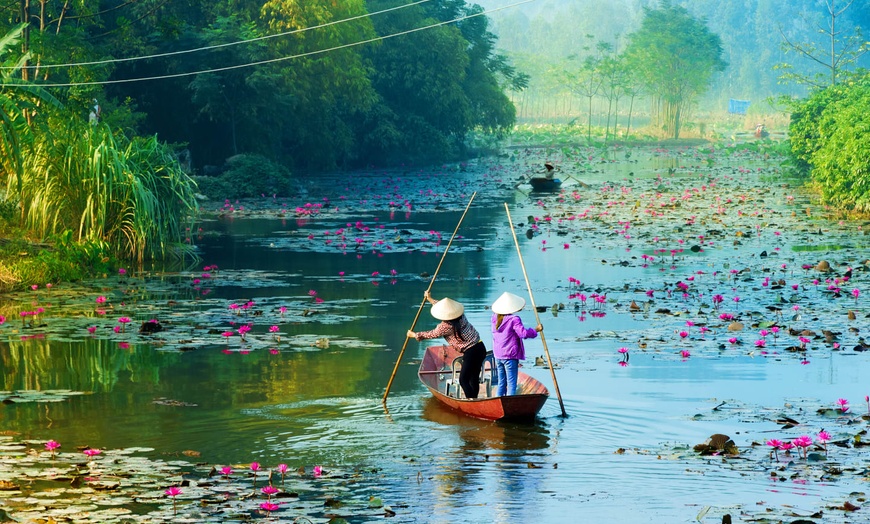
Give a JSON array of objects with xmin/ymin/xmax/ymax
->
[
  {"xmin": 431, "ymin": 298, "xmax": 464, "ymax": 320},
  {"xmin": 491, "ymin": 292, "xmax": 526, "ymax": 315}
]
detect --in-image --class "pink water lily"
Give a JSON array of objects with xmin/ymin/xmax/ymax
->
[
  {"xmin": 836, "ymin": 398, "xmax": 849, "ymax": 413},
  {"xmin": 817, "ymin": 430, "xmax": 831, "ymax": 454},
  {"xmin": 766, "ymin": 439, "xmax": 782, "ymax": 460},
  {"xmin": 165, "ymin": 486, "xmax": 182, "ymax": 514},
  {"xmin": 793, "ymin": 435, "xmax": 813, "ymax": 458},
  {"xmin": 220, "ymin": 466, "xmax": 232, "ymax": 478},
  {"xmin": 778, "ymin": 440, "xmax": 795, "ymax": 454},
  {"xmin": 251, "ymin": 461, "xmax": 261, "ymax": 486},
  {"xmin": 44, "ymin": 440, "xmax": 60, "ymax": 457}
]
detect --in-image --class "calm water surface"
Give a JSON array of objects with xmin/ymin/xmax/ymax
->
[{"xmin": 2, "ymin": 149, "xmax": 868, "ymax": 523}]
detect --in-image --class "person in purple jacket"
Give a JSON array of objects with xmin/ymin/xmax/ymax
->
[{"xmin": 490, "ymin": 292, "xmax": 542, "ymax": 396}]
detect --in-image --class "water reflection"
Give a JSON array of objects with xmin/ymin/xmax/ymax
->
[{"xmin": 421, "ymin": 397, "xmax": 551, "ymax": 451}]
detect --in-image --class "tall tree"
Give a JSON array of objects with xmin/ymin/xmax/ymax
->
[
  {"xmin": 559, "ymin": 36, "xmax": 604, "ymax": 141},
  {"xmin": 624, "ymin": 1, "xmax": 726, "ymax": 139},
  {"xmin": 776, "ymin": 0, "xmax": 870, "ymax": 87}
]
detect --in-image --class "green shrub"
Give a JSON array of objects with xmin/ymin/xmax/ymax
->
[{"xmin": 194, "ymin": 154, "xmax": 294, "ymax": 200}]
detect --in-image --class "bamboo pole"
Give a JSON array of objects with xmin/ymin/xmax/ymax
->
[
  {"xmin": 382, "ymin": 192, "xmax": 477, "ymax": 405},
  {"xmin": 504, "ymin": 202, "xmax": 567, "ymax": 417}
]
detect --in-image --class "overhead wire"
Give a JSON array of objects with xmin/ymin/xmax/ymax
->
[
  {"xmin": 10, "ymin": 0, "xmax": 432, "ymax": 71},
  {"xmin": 9, "ymin": 0, "xmax": 534, "ymax": 88}
]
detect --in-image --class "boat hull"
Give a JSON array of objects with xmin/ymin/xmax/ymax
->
[
  {"xmin": 418, "ymin": 345, "xmax": 549, "ymax": 422},
  {"xmin": 529, "ymin": 177, "xmax": 562, "ymax": 192}
]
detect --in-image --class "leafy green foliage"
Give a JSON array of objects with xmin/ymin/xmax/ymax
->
[
  {"xmin": 193, "ymin": 154, "xmax": 294, "ymax": 199},
  {"xmin": 787, "ymin": 73, "xmax": 870, "ymax": 212}
]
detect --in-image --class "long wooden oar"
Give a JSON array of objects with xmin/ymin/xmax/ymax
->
[
  {"xmin": 382, "ymin": 192, "xmax": 477, "ymax": 405},
  {"xmin": 504, "ymin": 202, "xmax": 567, "ymax": 417}
]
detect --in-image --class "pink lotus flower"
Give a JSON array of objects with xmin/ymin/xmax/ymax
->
[
  {"xmin": 277, "ymin": 463, "xmax": 288, "ymax": 483},
  {"xmin": 679, "ymin": 331, "xmax": 689, "ymax": 338},
  {"xmin": 308, "ymin": 290, "xmax": 317, "ymax": 297},
  {"xmin": 728, "ymin": 337, "xmax": 738, "ymax": 344},
  {"xmin": 220, "ymin": 466, "xmax": 232, "ymax": 478},
  {"xmin": 837, "ymin": 398, "xmax": 849, "ymax": 413},
  {"xmin": 260, "ymin": 502, "xmax": 280, "ymax": 513},
  {"xmin": 793, "ymin": 435, "xmax": 812, "ymax": 455},
  {"xmin": 766, "ymin": 439, "xmax": 783, "ymax": 460},
  {"xmin": 87, "ymin": 326, "xmax": 97, "ymax": 334},
  {"xmin": 817, "ymin": 430, "xmax": 831, "ymax": 454},
  {"xmin": 269, "ymin": 325, "xmax": 279, "ymax": 333},
  {"xmin": 118, "ymin": 268, "xmax": 127, "ymax": 275},
  {"xmin": 313, "ymin": 465, "xmax": 323, "ymax": 477},
  {"xmin": 165, "ymin": 486, "xmax": 182, "ymax": 514},
  {"xmin": 96, "ymin": 296, "xmax": 107, "ymax": 304},
  {"xmin": 83, "ymin": 448, "xmax": 101, "ymax": 459},
  {"xmin": 680, "ymin": 349, "xmax": 690, "ymax": 359},
  {"xmin": 778, "ymin": 441, "xmax": 795, "ymax": 453},
  {"xmin": 44, "ymin": 440, "xmax": 60, "ymax": 457}
]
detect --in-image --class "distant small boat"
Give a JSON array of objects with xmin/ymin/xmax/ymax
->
[
  {"xmin": 418, "ymin": 345, "xmax": 549, "ymax": 422},
  {"xmin": 529, "ymin": 177, "xmax": 562, "ymax": 192}
]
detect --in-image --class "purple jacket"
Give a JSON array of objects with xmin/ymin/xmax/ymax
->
[{"xmin": 491, "ymin": 314, "xmax": 537, "ymax": 360}]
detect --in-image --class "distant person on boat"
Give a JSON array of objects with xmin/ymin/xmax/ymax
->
[
  {"xmin": 490, "ymin": 292, "xmax": 542, "ymax": 396},
  {"xmin": 543, "ymin": 162, "xmax": 556, "ymax": 179},
  {"xmin": 408, "ymin": 291, "xmax": 488, "ymax": 399}
]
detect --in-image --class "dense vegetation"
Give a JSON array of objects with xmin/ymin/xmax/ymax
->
[
  {"xmin": 2, "ymin": 0, "xmax": 523, "ymax": 172},
  {"xmin": 788, "ymin": 72, "xmax": 870, "ymax": 213},
  {"xmin": 0, "ymin": 0, "xmax": 523, "ymax": 289}
]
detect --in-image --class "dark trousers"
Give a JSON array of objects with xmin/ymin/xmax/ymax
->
[{"xmin": 458, "ymin": 341, "xmax": 487, "ymax": 399}]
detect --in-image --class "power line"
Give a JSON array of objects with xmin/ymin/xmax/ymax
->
[
  {"xmin": 10, "ymin": 0, "xmax": 432, "ymax": 71},
  {"xmin": 12, "ymin": 0, "xmax": 534, "ymax": 88}
]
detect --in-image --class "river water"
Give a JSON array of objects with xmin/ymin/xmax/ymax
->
[{"xmin": 2, "ymin": 144, "xmax": 869, "ymax": 523}]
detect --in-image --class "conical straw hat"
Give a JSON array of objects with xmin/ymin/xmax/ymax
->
[
  {"xmin": 491, "ymin": 292, "xmax": 526, "ymax": 315},
  {"xmin": 430, "ymin": 298, "xmax": 464, "ymax": 320}
]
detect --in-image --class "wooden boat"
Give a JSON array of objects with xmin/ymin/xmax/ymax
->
[
  {"xmin": 529, "ymin": 177, "xmax": 562, "ymax": 192},
  {"xmin": 417, "ymin": 345, "xmax": 549, "ymax": 422}
]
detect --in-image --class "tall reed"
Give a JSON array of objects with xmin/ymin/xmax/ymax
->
[{"xmin": 13, "ymin": 122, "xmax": 198, "ymax": 263}]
